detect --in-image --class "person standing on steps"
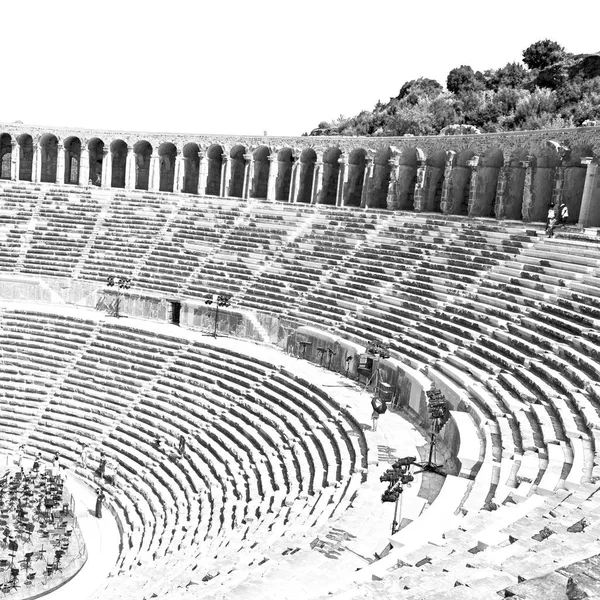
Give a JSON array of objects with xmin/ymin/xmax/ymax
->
[{"xmin": 545, "ymin": 203, "xmax": 557, "ymax": 237}]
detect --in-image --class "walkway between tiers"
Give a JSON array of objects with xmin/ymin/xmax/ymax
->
[{"xmin": 0, "ymin": 301, "xmax": 428, "ymax": 599}]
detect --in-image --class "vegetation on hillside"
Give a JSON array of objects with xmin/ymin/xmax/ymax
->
[{"xmin": 307, "ymin": 40, "xmax": 600, "ymax": 137}]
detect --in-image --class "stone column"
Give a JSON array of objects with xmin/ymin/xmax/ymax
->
[
  {"xmin": 10, "ymin": 141, "xmax": 19, "ymax": 181},
  {"xmin": 56, "ymin": 143, "xmax": 65, "ymax": 185},
  {"xmin": 311, "ymin": 152, "xmax": 324, "ymax": 204},
  {"xmin": 551, "ymin": 163, "xmax": 566, "ymax": 207},
  {"xmin": 33, "ymin": 143, "xmax": 42, "ymax": 183},
  {"xmin": 386, "ymin": 158, "xmax": 400, "ymax": 210},
  {"xmin": 439, "ymin": 151, "xmax": 456, "ymax": 214},
  {"xmin": 101, "ymin": 147, "xmax": 112, "ymax": 188},
  {"xmin": 521, "ymin": 157, "xmax": 534, "ymax": 222},
  {"xmin": 413, "ymin": 159, "xmax": 429, "ymax": 212},
  {"xmin": 493, "ymin": 157, "xmax": 511, "ymax": 219},
  {"xmin": 267, "ymin": 154, "xmax": 279, "ymax": 201},
  {"xmin": 125, "ymin": 146, "xmax": 135, "ymax": 190},
  {"xmin": 197, "ymin": 151, "xmax": 208, "ymax": 195},
  {"xmin": 360, "ymin": 157, "xmax": 374, "ymax": 208},
  {"xmin": 335, "ymin": 152, "xmax": 349, "ymax": 206},
  {"xmin": 577, "ymin": 158, "xmax": 599, "ymax": 227},
  {"xmin": 220, "ymin": 154, "xmax": 231, "ymax": 197},
  {"xmin": 149, "ymin": 149, "xmax": 160, "ymax": 191},
  {"xmin": 288, "ymin": 153, "xmax": 302, "ymax": 203},
  {"xmin": 466, "ymin": 156, "xmax": 480, "ymax": 217},
  {"xmin": 79, "ymin": 145, "xmax": 90, "ymax": 186},
  {"xmin": 243, "ymin": 152, "xmax": 254, "ymax": 199},
  {"xmin": 174, "ymin": 151, "xmax": 184, "ymax": 193}
]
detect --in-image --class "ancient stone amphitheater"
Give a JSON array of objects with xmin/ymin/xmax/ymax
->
[{"xmin": 0, "ymin": 122, "xmax": 600, "ymax": 599}]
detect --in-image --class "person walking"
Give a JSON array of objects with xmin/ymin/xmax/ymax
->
[
  {"xmin": 95, "ymin": 488, "xmax": 105, "ymax": 518},
  {"xmin": 371, "ymin": 410, "xmax": 380, "ymax": 432}
]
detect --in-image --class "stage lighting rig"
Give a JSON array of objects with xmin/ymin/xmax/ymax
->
[
  {"xmin": 205, "ymin": 293, "xmax": 232, "ymax": 338},
  {"xmin": 380, "ymin": 455, "xmax": 416, "ymax": 534}
]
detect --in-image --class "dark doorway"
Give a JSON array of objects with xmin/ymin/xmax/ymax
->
[{"xmin": 170, "ymin": 301, "xmax": 181, "ymax": 326}]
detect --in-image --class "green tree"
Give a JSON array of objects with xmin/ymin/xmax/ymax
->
[
  {"xmin": 446, "ymin": 65, "xmax": 484, "ymax": 94},
  {"xmin": 522, "ymin": 39, "xmax": 565, "ymax": 70}
]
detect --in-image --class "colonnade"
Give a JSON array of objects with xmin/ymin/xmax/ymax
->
[{"xmin": 1, "ymin": 128, "xmax": 600, "ymax": 224}]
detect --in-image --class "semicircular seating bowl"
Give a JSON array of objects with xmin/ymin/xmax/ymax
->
[
  {"xmin": 0, "ymin": 179, "xmax": 600, "ymax": 597},
  {"xmin": 0, "ymin": 308, "xmax": 367, "ymax": 595}
]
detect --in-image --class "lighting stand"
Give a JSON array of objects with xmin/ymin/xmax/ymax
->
[
  {"xmin": 380, "ymin": 456, "xmax": 416, "ymax": 535},
  {"xmin": 415, "ymin": 386, "xmax": 448, "ymax": 476},
  {"xmin": 205, "ymin": 293, "xmax": 232, "ymax": 338},
  {"xmin": 106, "ymin": 276, "xmax": 131, "ymax": 318},
  {"xmin": 298, "ymin": 341, "xmax": 311, "ymax": 359}
]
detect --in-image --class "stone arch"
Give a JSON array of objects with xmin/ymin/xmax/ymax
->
[
  {"xmin": 297, "ymin": 148, "xmax": 316, "ymax": 204},
  {"xmin": 562, "ymin": 145, "xmax": 594, "ymax": 223},
  {"xmin": 0, "ymin": 134, "xmax": 11, "ymax": 180},
  {"xmin": 63, "ymin": 136, "xmax": 81, "ymax": 185},
  {"xmin": 444, "ymin": 149, "xmax": 475, "ymax": 215},
  {"xmin": 17, "ymin": 134, "xmax": 33, "ymax": 181},
  {"xmin": 88, "ymin": 138, "xmax": 104, "ymax": 187},
  {"xmin": 252, "ymin": 146, "xmax": 270, "ymax": 199},
  {"xmin": 110, "ymin": 140, "xmax": 127, "ymax": 188},
  {"xmin": 369, "ymin": 147, "xmax": 392, "ymax": 208},
  {"xmin": 40, "ymin": 133, "xmax": 58, "ymax": 183},
  {"xmin": 345, "ymin": 148, "xmax": 366, "ymax": 207},
  {"xmin": 158, "ymin": 142, "xmax": 177, "ymax": 192},
  {"xmin": 396, "ymin": 148, "xmax": 419, "ymax": 210},
  {"xmin": 134, "ymin": 140, "xmax": 152, "ymax": 190},
  {"xmin": 228, "ymin": 145, "xmax": 246, "ymax": 198},
  {"xmin": 320, "ymin": 147, "xmax": 341, "ymax": 205},
  {"xmin": 526, "ymin": 145, "xmax": 562, "ymax": 221},
  {"xmin": 471, "ymin": 147, "xmax": 503, "ymax": 218},
  {"xmin": 182, "ymin": 143, "xmax": 200, "ymax": 194},
  {"xmin": 276, "ymin": 148, "xmax": 293, "ymax": 201},
  {"xmin": 425, "ymin": 150, "xmax": 447, "ymax": 213},
  {"xmin": 206, "ymin": 144, "xmax": 223, "ymax": 196}
]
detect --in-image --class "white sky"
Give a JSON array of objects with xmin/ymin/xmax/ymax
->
[{"xmin": 3, "ymin": 0, "xmax": 599, "ymax": 137}]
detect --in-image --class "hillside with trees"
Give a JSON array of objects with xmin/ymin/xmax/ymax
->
[{"xmin": 307, "ymin": 40, "xmax": 600, "ymax": 137}]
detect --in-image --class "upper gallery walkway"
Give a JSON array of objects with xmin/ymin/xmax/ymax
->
[{"xmin": 0, "ymin": 122, "xmax": 599, "ymax": 225}]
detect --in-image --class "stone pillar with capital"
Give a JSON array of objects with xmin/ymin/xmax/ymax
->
[
  {"xmin": 493, "ymin": 157, "xmax": 512, "ymax": 219},
  {"xmin": 386, "ymin": 158, "xmax": 400, "ymax": 210},
  {"xmin": 577, "ymin": 158, "xmax": 600, "ymax": 227},
  {"xmin": 360, "ymin": 157, "xmax": 374, "ymax": 208},
  {"xmin": 56, "ymin": 143, "xmax": 65, "ymax": 185},
  {"xmin": 521, "ymin": 157, "xmax": 535, "ymax": 222},
  {"xmin": 551, "ymin": 163, "xmax": 566, "ymax": 208},
  {"xmin": 243, "ymin": 152, "xmax": 254, "ymax": 199},
  {"xmin": 149, "ymin": 149, "xmax": 160, "ymax": 191},
  {"xmin": 10, "ymin": 141, "xmax": 19, "ymax": 181},
  {"xmin": 311, "ymin": 153, "xmax": 324, "ymax": 204},
  {"xmin": 101, "ymin": 148, "xmax": 112, "ymax": 188},
  {"xmin": 466, "ymin": 156, "xmax": 480, "ymax": 217},
  {"xmin": 79, "ymin": 145, "xmax": 90, "ymax": 186},
  {"xmin": 125, "ymin": 146, "xmax": 136, "ymax": 190},
  {"xmin": 413, "ymin": 158, "xmax": 429, "ymax": 212},
  {"xmin": 220, "ymin": 154, "xmax": 231, "ymax": 197},
  {"xmin": 439, "ymin": 151, "xmax": 456, "ymax": 214},
  {"xmin": 287, "ymin": 153, "xmax": 302, "ymax": 203},
  {"xmin": 197, "ymin": 151, "xmax": 208, "ymax": 195},
  {"xmin": 174, "ymin": 151, "xmax": 184, "ymax": 193},
  {"xmin": 336, "ymin": 153, "xmax": 349, "ymax": 206},
  {"xmin": 33, "ymin": 143, "xmax": 42, "ymax": 183},
  {"xmin": 267, "ymin": 154, "xmax": 279, "ymax": 201}
]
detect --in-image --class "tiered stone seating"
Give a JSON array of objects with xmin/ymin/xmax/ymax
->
[
  {"xmin": 78, "ymin": 192, "xmax": 174, "ymax": 282},
  {"xmin": 0, "ymin": 184, "xmax": 41, "ymax": 271},
  {"xmin": 22, "ymin": 187, "xmax": 101, "ymax": 276}
]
